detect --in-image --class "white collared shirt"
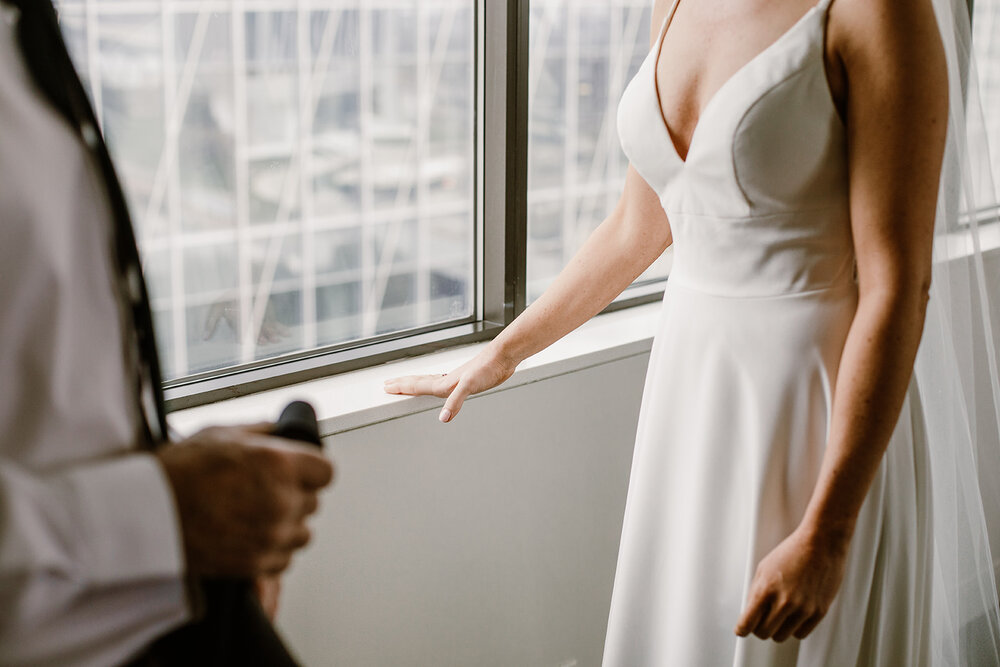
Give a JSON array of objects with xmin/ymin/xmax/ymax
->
[{"xmin": 0, "ymin": 4, "xmax": 190, "ymax": 665}]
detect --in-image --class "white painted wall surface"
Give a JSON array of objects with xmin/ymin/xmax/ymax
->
[{"xmin": 275, "ymin": 353, "xmax": 650, "ymax": 667}]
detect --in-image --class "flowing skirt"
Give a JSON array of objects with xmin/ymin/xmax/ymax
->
[{"xmin": 602, "ymin": 281, "xmax": 933, "ymax": 666}]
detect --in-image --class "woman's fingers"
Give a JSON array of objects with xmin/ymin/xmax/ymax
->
[
  {"xmin": 792, "ymin": 612, "xmax": 824, "ymax": 640},
  {"xmin": 383, "ymin": 372, "xmax": 468, "ymax": 421},
  {"xmin": 735, "ymin": 592, "xmax": 771, "ymax": 637},
  {"xmin": 382, "ymin": 374, "xmax": 427, "ymax": 395},
  {"xmin": 439, "ymin": 378, "xmax": 473, "ymax": 423},
  {"xmin": 770, "ymin": 609, "xmax": 807, "ymax": 642},
  {"xmin": 384, "ymin": 374, "xmax": 454, "ymax": 397},
  {"xmin": 737, "ymin": 592, "xmax": 822, "ymax": 642},
  {"xmin": 755, "ymin": 601, "xmax": 797, "ymax": 639}
]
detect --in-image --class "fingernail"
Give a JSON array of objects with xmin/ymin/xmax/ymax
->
[{"xmin": 439, "ymin": 409, "xmax": 452, "ymax": 423}]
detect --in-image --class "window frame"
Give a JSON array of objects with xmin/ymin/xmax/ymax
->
[{"xmin": 162, "ymin": 0, "xmax": 664, "ymax": 411}]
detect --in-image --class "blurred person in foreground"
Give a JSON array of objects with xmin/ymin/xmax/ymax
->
[{"xmin": 0, "ymin": 1, "xmax": 333, "ymax": 664}]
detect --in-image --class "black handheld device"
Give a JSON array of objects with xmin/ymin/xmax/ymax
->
[{"xmin": 271, "ymin": 400, "xmax": 322, "ymax": 448}]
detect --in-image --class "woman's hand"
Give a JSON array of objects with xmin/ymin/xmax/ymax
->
[
  {"xmin": 734, "ymin": 526, "xmax": 851, "ymax": 642},
  {"xmin": 383, "ymin": 346, "xmax": 517, "ymax": 423}
]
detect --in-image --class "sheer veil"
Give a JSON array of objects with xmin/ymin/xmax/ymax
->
[{"xmin": 919, "ymin": 0, "xmax": 1000, "ymax": 662}]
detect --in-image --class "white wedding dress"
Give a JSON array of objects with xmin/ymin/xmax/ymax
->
[{"xmin": 603, "ymin": 0, "xmax": 936, "ymax": 664}]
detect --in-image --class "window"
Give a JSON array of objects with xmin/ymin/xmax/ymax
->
[
  {"xmin": 527, "ymin": 0, "xmax": 670, "ymax": 302},
  {"xmin": 55, "ymin": 0, "xmax": 670, "ymax": 408},
  {"xmin": 57, "ymin": 1, "xmax": 480, "ymax": 402},
  {"xmin": 54, "ymin": 0, "xmax": 1000, "ymax": 407}
]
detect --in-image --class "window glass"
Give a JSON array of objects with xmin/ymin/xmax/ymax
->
[
  {"xmin": 527, "ymin": 1, "xmax": 670, "ymax": 303},
  {"xmin": 56, "ymin": 2, "xmax": 476, "ymax": 380}
]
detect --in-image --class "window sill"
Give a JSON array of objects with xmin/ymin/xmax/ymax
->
[
  {"xmin": 167, "ymin": 301, "xmax": 662, "ymax": 438},
  {"xmin": 166, "ymin": 215, "xmax": 1000, "ymax": 438}
]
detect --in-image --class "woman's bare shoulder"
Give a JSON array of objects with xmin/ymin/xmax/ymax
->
[{"xmin": 827, "ymin": 0, "xmax": 943, "ymax": 74}]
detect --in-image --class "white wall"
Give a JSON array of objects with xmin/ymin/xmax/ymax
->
[{"xmin": 276, "ymin": 352, "xmax": 650, "ymax": 667}]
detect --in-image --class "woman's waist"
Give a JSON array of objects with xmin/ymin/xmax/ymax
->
[
  {"xmin": 663, "ymin": 274, "xmax": 857, "ymax": 301},
  {"xmin": 666, "ymin": 241, "xmax": 856, "ymax": 299},
  {"xmin": 657, "ymin": 278, "xmax": 859, "ymax": 358}
]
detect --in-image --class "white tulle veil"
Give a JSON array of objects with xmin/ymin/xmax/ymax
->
[{"xmin": 920, "ymin": 0, "xmax": 1000, "ymax": 662}]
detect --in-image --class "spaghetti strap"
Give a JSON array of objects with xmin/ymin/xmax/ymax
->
[{"xmin": 655, "ymin": 0, "xmax": 683, "ymax": 47}]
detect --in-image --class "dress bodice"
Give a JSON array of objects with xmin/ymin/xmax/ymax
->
[{"xmin": 617, "ymin": 0, "xmax": 855, "ymax": 298}]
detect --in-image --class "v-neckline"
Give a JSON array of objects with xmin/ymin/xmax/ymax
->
[{"xmin": 651, "ymin": 0, "xmax": 822, "ymax": 165}]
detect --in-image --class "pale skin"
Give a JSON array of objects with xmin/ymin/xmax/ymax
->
[{"xmin": 386, "ymin": 0, "xmax": 947, "ymax": 645}]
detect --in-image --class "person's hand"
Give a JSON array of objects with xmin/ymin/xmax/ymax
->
[
  {"xmin": 734, "ymin": 526, "xmax": 850, "ymax": 642},
  {"xmin": 254, "ymin": 575, "xmax": 282, "ymax": 621},
  {"xmin": 383, "ymin": 346, "xmax": 517, "ymax": 423},
  {"xmin": 155, "ymin": 423, "xmax": 334, "ymax": 578}
]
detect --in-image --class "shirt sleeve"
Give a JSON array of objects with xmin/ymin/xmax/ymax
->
[{"xmin": 0, "ymin": 453, "xmax": 192, "ymax": 666}]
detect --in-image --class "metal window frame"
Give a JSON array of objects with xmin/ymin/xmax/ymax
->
[{"xmin": 164, "ymin": 0, "xmax": 665, "ymax": 411}]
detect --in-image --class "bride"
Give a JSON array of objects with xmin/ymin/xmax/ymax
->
[{"xmin": 386, "ymin": 0, "xmax": 1000, "ymax": 663}]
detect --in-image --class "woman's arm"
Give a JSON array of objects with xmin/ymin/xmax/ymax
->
[
  {"xmin": 488, "ymin": 167, "xmax": 672, "ymax": 369},
  {"xmin": 384, "ymin": 166, "xmax": 672, "ymax": 422},
  {"xmin": 735, "ymin": 0, "xmax": 948, "ymax": 642}
]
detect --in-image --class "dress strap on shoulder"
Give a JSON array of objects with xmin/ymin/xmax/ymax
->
[
  {"xmin": 656, "ymin": 0, "xmax": 683, "ymax": 41},
  {"xmin": 815, "ymin": 0, "xmax": 834, "ymax": 13}
]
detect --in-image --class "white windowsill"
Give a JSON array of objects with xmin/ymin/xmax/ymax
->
[
  {"xmin": 168, "ymin": 301, "xmax": 663, "ymax": 438},
  {"xmin": 167, "ymin": 216, "xmax": 1000, "ymax": 438}
]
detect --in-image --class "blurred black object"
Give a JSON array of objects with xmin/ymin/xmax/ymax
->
[
  {"xmin": 272, "ymin": 401, "xmax": 323, "ymax": 448},
  {"xmin": 139, "ymin": 580, "xmax": 299, "ymax": 667}
]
